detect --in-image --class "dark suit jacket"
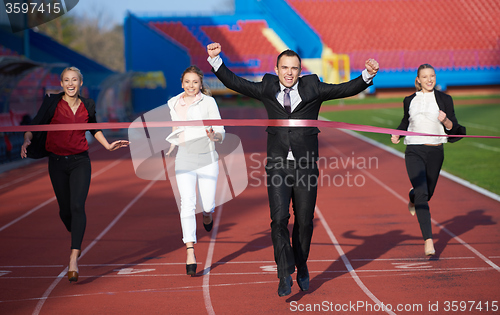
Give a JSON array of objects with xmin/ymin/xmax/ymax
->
[
  {"xmin": 396, "ymin": 89, "xmax": 465, "ymax": 143},
  {"xmin": 27, "ymin": 92, "xmax": 100, "ymax": 158},
  {"xmin": 213, "ymin": 63, "xmax": 371, "ymax": 164}
]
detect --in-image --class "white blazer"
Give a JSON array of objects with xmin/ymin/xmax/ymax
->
[{"xmin": 166, "ymin": 92, "xmax": 225, "ymax": 154}]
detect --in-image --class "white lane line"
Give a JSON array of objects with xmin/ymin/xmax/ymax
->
[
  {"xmin": 371, "ymin": 116, "xmax": 394, "ymax": 125},
  {"xmin": 0, "ymin": 168, "xmax": 46, "ymax": 190},
  {"xmin": 378, "ymin": 109, "xmax": 402, "ymax": 117},
  {"xmin": 0, "ymin": 256, "xmax": 473, "ymax": 269},
  {"xmin": 469, "ymin": 142, "xmax": 500, "ymax": 153},
  {"xmin": 315, "ymin": 206, "xmax": 396, "ymax": 315},
  {"xmin": 88, "ymin": 154, "xmax": 128, "ymax": 178},
  {"xmin": 0, "ymin": 197, "xmax": 56, "ymax": 232},
  {"xmin": 350, "ymin": 257, "xmax": 475, "ymax": 261},
  {"xmin": 0, "ymin": 265, "xmax": 64, "ymax": 268},
  {"xmin": 337, "ymin": 128, "xmax": 500, "ymax": 202},
  {"xmin": 0, "ymin": 154, "xmax": 128, "ymax": 233},
  {"xmin": 435, "ymin": 170, "xmax": 500, "ymax": 203},
  {"xmin": 202, "ymin": 172, "xmax": 230, "ymax": 315},
  {"xmin": 2, "ymin": 266, "xmax": 493, "ymax": 281},
  {"xmin": 459, "ymin": 121, "xmax": 499, "ymax": 132},
  {"xmin": 212, "ymin": 260, "xmax": 276, "ymax": 264},
  {"xmin": 431, "ymin": 220, "xmax": 500, "ymax": 272},
  {"xmin": 0, "ymin": 143, "xmax": 102, "ymax": 183},
  {"xmin": 326, "ymin": 129, "xmax": 500, "ymax": 273},
  {"xmin": 316, "ymin": 267, "xmax": 493, "ymax": 273},
  {"xmin": 32, "ymin": 171, "xmax": 163, "ymax": 315},
  {"xmin": 2, "ymin": 280, "xmax": 279, "ymax": 304},
  {"xmin": 75, "ymin": 263, "xmax": 187, "ymax": 267},
  {"xmin": 3, "ymin": 265, "xmax": 493, "ymax": 305},
  {"xmin": 202, "ymin": 205, "xmax": 224, "ymax": 315}
]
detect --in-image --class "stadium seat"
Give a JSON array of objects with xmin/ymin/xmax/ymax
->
[
  {"xmin": 149, "ymin": 21, "xmax": 213, "ymax": 73},
  {"xmin": 149, "ymin": 20, "xmax": 281, "ymax": 76},
  {"xmin": 287, "ymin": 0, "xmax": 500, "ymax": 70},
  {"xmin": 0, "ymin": 45, "xmax": 19, "ymax": 57}
]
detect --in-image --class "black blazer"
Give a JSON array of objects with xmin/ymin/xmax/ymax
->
[
  {"xmin": 396, "ymin": 89, "xmax": 466, "ymax": 143},
  {"xmin": 213, "ymin": 63, "xmax": 371, "ymax": 164},
  {"xmin": 26, "ymin": 92, "xmax": 101, "ymax": 158}
]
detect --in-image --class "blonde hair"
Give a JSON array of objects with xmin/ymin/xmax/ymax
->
[
  {"xmin": 60, "ymin": 67, "xmax": 83, "ymax": 82},
  {"xmin": 415, "ymin": 64, "xmax": 435, "ymax": 91},
  {"xmin": 181, "ymin": 65, "xmax": 211, "ymax": 96}
]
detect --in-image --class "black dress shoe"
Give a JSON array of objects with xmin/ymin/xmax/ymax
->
[
  {"xmin": 277, "ymin": 275, "xmax": 293, "ymax": 297},
  {"xmin": 186, "ymin": 263, "xmax": 197, "ymax": 276},
  {"xmin": 186, "ymin": 247, "xmax": 197, "ymax": 276},
  {"xmin": 203, "ymin": 215, "xmax": 213, "ymax": 232},
  {"xmin": 297, "ymin": 265, "xmax": 309, "ymax": 291},
  {"xmin": 409, "ymin": 188, "xmax": 415, "ymax": 204}
]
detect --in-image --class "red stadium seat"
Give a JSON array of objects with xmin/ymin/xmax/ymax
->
[
  {"xmin": 0, "ymin": 45, "xmax": 19, "ymax": 57},
  {"xmin": 287, "ymin": 0, "xmax": 500, "ymax": 70},
  {"xmin": 149, "ymin": 21, "xmax": 212, "ymax": 73},
  {"xmin": 202, "ymin": 20, "xmax": 280, "ymax": 73},
  {"xmin": 149, "ymin": 20, "xmax": 281, "ymax": 75}
]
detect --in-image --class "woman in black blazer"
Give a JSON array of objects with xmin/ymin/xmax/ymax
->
[
  {"xmin": 391, "ymin": 64, "xmax": 465, "ymax": 256},
  {"xmin": 20, "ymin": 67, "xmax": 129, "ymax": 282}
]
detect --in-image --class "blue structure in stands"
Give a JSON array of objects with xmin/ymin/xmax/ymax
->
[
  {"xmin": 234, "ymin": 0, "xmax": 322, "ymax": 59},
  {"xmin": 125, "ymin": 0, "xmax": 500, "ymax": 113},
  {"xmin": 0, "ymin": 27, "xmax": 115, "ymax": 100},
  {"xmin": 124, "ymin": 0, "xmax": 327, "ymax": 112}
]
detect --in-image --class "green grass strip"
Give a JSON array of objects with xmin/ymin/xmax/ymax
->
[{"xmin": 320, "ymin": 102, "xmax": 500, "ymax": 195}]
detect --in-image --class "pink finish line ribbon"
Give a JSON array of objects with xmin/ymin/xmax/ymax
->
[{"xmin": 1, "ymin": 119, "xmax": 499, "ymax": 139}]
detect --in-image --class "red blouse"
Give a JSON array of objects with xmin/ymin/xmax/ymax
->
[{"xmin": 46, "ymin": 99, "xmax": 89, "ymax": 155}]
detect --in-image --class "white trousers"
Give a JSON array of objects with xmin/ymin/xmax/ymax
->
[{"xmin": 176, "ymin": 151, "xmax": 219, "ymax": 244}]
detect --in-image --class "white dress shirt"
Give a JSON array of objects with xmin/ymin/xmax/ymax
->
[
  {"xmin": 207, "ymin": 55, "xmax": 375, "ymax": 159},
  {"xmin": 405, "ymin": 91, "xmax": 447, "ymax": 145}
]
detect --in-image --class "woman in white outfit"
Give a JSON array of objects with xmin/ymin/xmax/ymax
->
[{"xmin": 166, "ymin": 66, "xmax": 225, "ymax": 276}]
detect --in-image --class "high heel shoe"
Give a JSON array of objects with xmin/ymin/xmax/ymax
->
[
  {"xmin": 424, "ymin": 239, "xmax": 435, "ymax": 256},
  {"xmin": 68, "ymin": 271, "xmax": 79, "ymax": 283},
  {"xmin": 203, "ymin": 214, "xmax": 213, "ymax": 232},
  {"xmin": 186, "ymin": 247, "xmax": 197, "ymax": 276},
  {"xmin": 68, "ymin": 249, "xmax": 81, "ymax": 283},
  {"xmin": 408, "ymin": 188, "xmax": 416, "ymax": 216}
]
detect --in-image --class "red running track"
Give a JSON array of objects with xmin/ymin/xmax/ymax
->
[{"xmin": 0, "ymin": 108, "xmax": 499, "ymax": 314}]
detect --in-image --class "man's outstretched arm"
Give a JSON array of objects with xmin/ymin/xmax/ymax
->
[{"xmin": 207, "ymin": 42, "xmax": 262, "ymax": 100}]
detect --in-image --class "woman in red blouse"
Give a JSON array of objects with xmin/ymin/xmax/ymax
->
[{"xmin": 20, "ymin": 67, "xmax": 129, "ymax": 283}]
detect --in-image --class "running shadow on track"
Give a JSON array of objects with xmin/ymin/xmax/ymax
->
[
  {"xmin": 287, "ymin": 229, "xmax": 420, "ymax": 302},
  {"xmin": 76, "ymin": 222, "xmax": 236, "ymax": 285},
  {"xmin": 201, "ymin": 230, "xmax": 272, "ymax": 275},
  {"xmin": 432, "ymin": 209, "xmax": 495, "ymax": 258}
]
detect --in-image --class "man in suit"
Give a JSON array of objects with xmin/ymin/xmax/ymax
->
[{"xmin": 207, "ymin": 43, "xmax": 379, "ymax": 296}]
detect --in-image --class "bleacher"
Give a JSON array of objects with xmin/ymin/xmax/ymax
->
[
  {"xmin": 0, "ymin": 25, "xmax": 118, "ymax": 165},
  {"xmin": 0, "ymin": 110, "xmax": 29, "ymax": 164},
  {"xmin": 126, "ymin": 0, "xmax": 500, "ymax": 98},
  {"xmin": 7, "ymin": 68, "xmax": 61, "ymax": 117},
  {"xmin": 201, "ymin": 20, "xmax": 278, "ymax": 73},
  {"xmin": 149, "ymin": 19, "xmax": 281, "ymax": 76},
  {"xmin": 0, "ymin": 44, "xmax": 19, "ymax": 57},
  {"xmin": 287, "ymin": 0, "xmax": 500, "ymax": 71},
  {"xmin": 150, "ymin": 21, "xmax": 212, "ymax": 73}
]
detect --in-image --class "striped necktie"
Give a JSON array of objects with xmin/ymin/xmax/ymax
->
[
  {"xmin": 284, "ymin": 88, "xmax": 291, "ymax": 114},
  {"xmin": 283, "ymin": 87, "xmax": 293, "ymax": 158}
]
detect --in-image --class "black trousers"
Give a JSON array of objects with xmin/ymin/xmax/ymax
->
[
  {"xmin": 266, "ymin": 161, "xmax": 318, "ymax": 278},
  {"xmin": 405, "ymin": 145, "xmax": 444, "ymax": 240},
  {"xmin": 48, "ymin": 151, "xmax": 91, "ymax": 250}
]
